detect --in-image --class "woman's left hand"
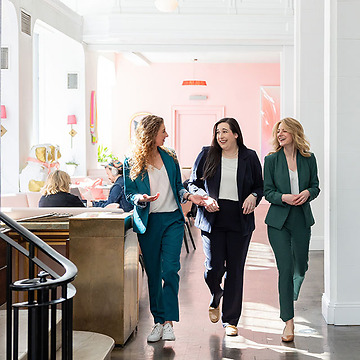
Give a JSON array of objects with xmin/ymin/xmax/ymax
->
[
  {"xmin": 189, "ymin": 194, "xmax": 207, "ymax": 207},
  {"xmin": 292, "ymin": 190, "xmax": 310, "ymax": 206},
  {"xmin": 242, "ymin": 194, "xmax": 257, "ymax": 214}
]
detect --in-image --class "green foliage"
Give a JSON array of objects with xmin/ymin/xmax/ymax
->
[
  {"xmin": 97, "ymin": 145, "xmax": 118, "ymax": 163},
  {"xmin": 65, "ymin": 161, "xmax": 79, "ymax": 166}
]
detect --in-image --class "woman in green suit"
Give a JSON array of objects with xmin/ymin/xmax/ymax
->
[
  {"xmin": 264, "ymin": 117, "xmax": 320, "ymax": 342},
  {"xmin": 124, "ymin": 115, "xmax": 206, "ymax": 343}
]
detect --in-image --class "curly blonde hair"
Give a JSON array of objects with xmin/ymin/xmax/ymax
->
[
  {"xmin": 270, "ymin": 117, "xmax": 311, "ymax": 157},
  {"xmin": 129, "ymin": 115, "xmax": 175, "ymax": 180},
  {"xmin": 41, "ymin": 170, "xmax": 71, "ymax": 195}
]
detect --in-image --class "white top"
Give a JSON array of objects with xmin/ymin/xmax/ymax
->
[
  {"xmin": 148, "ymin": 164, "xmax": 178, "ymax": 213},
  {"xmin": 289, "ymin": 169, "xmax": 299, "ymax": 195},
  {"xmin": 218, "ymin": 157, "xmax": 238, "ymax": 201}
]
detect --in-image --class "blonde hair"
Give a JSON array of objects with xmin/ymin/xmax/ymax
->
[
  {"xmin": 129, "ymin": 115, "xmax": 175, "ymax": 180},
  {"xmin": 270, "ymin": 117, "xmax": 311, "ymax": 157},
  {"xmin": 41, "ymin": 170, "xmax": 71, "ymax": 195}
]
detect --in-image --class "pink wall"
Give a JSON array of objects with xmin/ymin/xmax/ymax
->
[{"xmin": 113, "ymin": 56, "xmax": 280, "ymax": 162}]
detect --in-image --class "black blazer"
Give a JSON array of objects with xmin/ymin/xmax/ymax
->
[
  {"xmin": 39, "ymin": 191, "xmax": 85, "ymax": 208},
  {"xmin": 188, "ymin": 145, "xmax": 263, "ymax": 234}
]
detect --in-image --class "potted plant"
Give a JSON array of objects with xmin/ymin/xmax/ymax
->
[
  {"xmin": 97, "ymin": 145, "xmax": 118, "ymax": 166},
  {"xmin": 65, "ymin": 160, "xmax": 79, "ymax": 176}
]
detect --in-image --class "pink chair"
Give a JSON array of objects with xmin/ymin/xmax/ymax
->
[{"xmin": 26, "ymin": 192, "xmax": 43, "ymax": 207}]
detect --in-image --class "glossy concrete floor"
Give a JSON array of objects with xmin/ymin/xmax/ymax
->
[{"xmin": 111, "ymin": 205, "xmax": 360, "ymax": 360}]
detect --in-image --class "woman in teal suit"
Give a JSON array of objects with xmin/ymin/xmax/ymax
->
[
  {"xmin": 124, "ymin": 115, "xmax": 206, "ymax": 343},
  {"xmin": 264, "ymin": 117, "xmax": 320, "ymax": 342}
]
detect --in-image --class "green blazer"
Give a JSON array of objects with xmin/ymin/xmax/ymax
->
[
  {"xmin": 124, "ymin": 147, "xmax": 186, "ymax": 234},
  {"xmin": 263, "ymin": 148, "xmax": 320, "ymax": 230}
]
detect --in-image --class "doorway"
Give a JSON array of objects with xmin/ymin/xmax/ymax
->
[{"xmin": 172, "ymin": 105, "xmax": 224, "ymax": 168}]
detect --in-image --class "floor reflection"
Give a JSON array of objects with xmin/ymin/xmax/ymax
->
[{"xmin": 111, "ymin": 205, "xmax": 356, "ymax": 360}]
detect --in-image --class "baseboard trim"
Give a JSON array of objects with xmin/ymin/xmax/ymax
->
[
  {"xmin": 310, "ymin": 235, "xmax": 323, "ymax": 250},
  {"xmin": 322, "ymin": 294, "xmax": 360, "ymax": 325}
]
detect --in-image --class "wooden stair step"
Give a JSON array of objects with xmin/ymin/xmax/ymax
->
[{"xmin": 0, "ymin": 309, "xmax": 62, "ymax": 360}]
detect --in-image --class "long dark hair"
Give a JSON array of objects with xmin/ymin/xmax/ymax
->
[{"xmin": 202, "ymin": 118, "xmax": 244, "ymax": 180}]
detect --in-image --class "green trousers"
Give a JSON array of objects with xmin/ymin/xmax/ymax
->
[
  {"xmin": 267, "ymin": 206, "xmax": 311, "ymax": 322},
  {"xmin": 138, "ymin": 209, "xmax": 184, "ymax": 324}
]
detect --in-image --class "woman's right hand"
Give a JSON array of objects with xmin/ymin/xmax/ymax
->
[
  {"xmin": 281, "ymin": 194, "xmax": 296, "ymax": 205},
  {"xmin": 139, "ymin": 193, "xmax": 160, "ymax": 202},
  {"xmin": 204, "ymin": 196, "xmax": 220, "ymax": 212}
]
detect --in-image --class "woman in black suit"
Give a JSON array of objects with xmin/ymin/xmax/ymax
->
[
  {"xmin": 39, "ymin": 170, "xmax": 85, "ymax": 207},
  {"xmin": 188, "ymin": 117, "xmax": 263, "ymax": 336}
]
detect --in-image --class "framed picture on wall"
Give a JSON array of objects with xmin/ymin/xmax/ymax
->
[{"xmin": 129, "ymin": 112, "xmax": 151, "ymax": 142}]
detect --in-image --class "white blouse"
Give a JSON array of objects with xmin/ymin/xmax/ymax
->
[
  {"xmin": 289, "ymin": 169, "xmax": 299, "ymax": 195},
  {"xmin": 147, "ymin": 164, "xmax": 178, "ymax": 213},
  {"xmin": 218, "ymin": 157, "xmax": 238, "ymax": 201}
]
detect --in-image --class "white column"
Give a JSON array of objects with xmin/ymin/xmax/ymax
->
[
  {"xmin": 1, "ymin": 0, "xmax": 20, "ymax": 193},
  {"xmin": 280, "ymin": 45, "xmax": 295, "ymax": 119},
  {"xmin": 295, "ymin": 0, "xmax": 325, "ymax": 250},
  {"xmin": 322, "ymin": 0, "xmax": 360, "ymax": 325},
  {"xmin": 15, "ymin": 5, "xmax": 34, "ymax": 170}
]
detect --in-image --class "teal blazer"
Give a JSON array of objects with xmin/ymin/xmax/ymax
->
[
  {"xmin": 263, "ymin": 148, "xmax": 320, "ymax": 230},
  {"xmin": 124, "ymin": 147, "xmax": 186, "ymax": 234}
]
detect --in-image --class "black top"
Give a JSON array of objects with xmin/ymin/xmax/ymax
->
[
  {"xmin": 188, "ymin": 145, "xmax": 263, "ymax": 234},
  {"xmin": 39, "ymin": 192, "xmax": 85, "ymax": 208}
]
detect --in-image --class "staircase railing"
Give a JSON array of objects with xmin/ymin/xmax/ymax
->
[{"xmin": 0, "ymin": 211, "xmax": 78, "ymax": 360}]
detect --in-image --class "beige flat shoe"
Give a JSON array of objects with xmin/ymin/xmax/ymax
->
[
  {"xmin": 209, "ymin": 306, "xmax": 220, "ymax": 323},
  {"xmin": 225, "ymin": 325, "xmax": 238, "ymax": 336},
  {"xmin": 281, "ymin": 325, "xmax": 294, "ymax": 342}
]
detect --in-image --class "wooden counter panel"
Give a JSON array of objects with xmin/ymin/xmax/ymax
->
[
  {"xmin": 1, "ymin": 239, "xmax": 8, "ymax": 306},
  {"xmin": 0, "ymin": 266, "xmax": 6, "ymax": 305},
  {"xmin": 69, "ymin": 219, "xmax": 125, "ymax": 238},
  {"xmin": 0, "ymin": 238, "xmax": 6, "ymax": 268},
  {"xmin": 69, "ymin": 214, "xmax": 138, "ymax": 345},
  {"xmin": 122, "ymin": 230, "xmax": 139, "ymax": 343}
]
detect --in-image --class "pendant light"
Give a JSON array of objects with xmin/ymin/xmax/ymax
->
[{"xmin": 182, "ymin": 59, "xmax": 207, "ymax": 86}]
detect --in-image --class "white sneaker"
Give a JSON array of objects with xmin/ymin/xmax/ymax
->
[
  {"xmin": 225, "ymin": 324, "xmax": 238, "ymax": 336},
  {"xmin": 162, "ymin": 323, "xmax": 176, "ymax": 341},
  {"xmin": 147, "ymin": 323, "xmax": 163, "ymax": 342}
]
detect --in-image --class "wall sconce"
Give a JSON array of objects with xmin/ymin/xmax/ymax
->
[
  {"xmin": 67, "ymin": 115, "xmax": 77, "ymax": 148},
  {"xmin": 1, "ymin": 105, "xmax": 7, "ymax": 119},
  {"xmin": 1, "ymin": 106, "xmax": 7, "ymax": 137}
]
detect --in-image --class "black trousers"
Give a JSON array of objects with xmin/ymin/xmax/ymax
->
[{"xmin": 201, "ymin": 199, "xmax": 252, "ymax": 326}]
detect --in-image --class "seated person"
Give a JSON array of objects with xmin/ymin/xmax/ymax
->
[
  {"xmin": 39, "ymin": 170, "xmax": 85, "ymax": 207},
  {"xmin": 91, "ymin": 161, "xmax": 133, "ymax": 212}
]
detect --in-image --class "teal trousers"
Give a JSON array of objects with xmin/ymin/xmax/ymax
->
[
  {"xmin": 138, "ymin": 209, "xmax": 184, "ymax": 324},
  {"xmin": 267, "ymin": 206, "xmax": 311, "ymax": 322}
]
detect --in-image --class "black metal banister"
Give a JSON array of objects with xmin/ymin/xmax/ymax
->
[
  {"xmin": 0, "ymin": 212, "xmax": 77, "ymax": 282},
  {"xmin": 0, "ymin": 211, "xmax": 78, "ymax": 360}
]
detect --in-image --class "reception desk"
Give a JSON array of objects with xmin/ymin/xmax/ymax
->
[{"xmin": 69, "ymin": 212, "xmax": 138, "ymax": 346}]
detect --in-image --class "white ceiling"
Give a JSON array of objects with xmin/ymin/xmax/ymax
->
[
  {"xmin": 123, "ymin": 50, "xmax": 281, "ymax": 64},
  {"xmin": 58, "ymin": 0, "xmax": 293, "ymax": 63}
]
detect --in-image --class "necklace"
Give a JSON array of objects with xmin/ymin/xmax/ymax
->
[{"xmin": 223, "ymin": 148, "xmax": 238, "ymax": 159}]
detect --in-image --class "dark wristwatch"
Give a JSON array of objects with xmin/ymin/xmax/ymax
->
[{"xmin": 251, "ymin": 192, "xmax": 258, "ymax": 198}]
